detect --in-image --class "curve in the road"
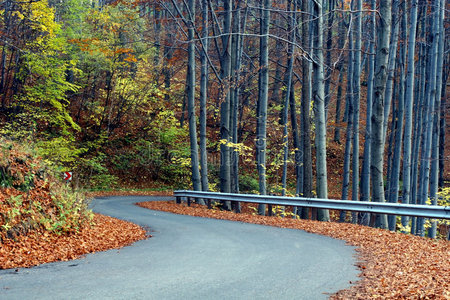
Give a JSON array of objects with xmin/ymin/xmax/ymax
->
[{"xmin": 0, "ymin": 196, "xmax": 359, "ymax": 300}]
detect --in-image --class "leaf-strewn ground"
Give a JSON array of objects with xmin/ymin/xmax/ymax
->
[
  {"xmin": 0, "ymin": 213, "xmax": 146, "ymax": 269},
  {"xmin": 137, "ymin": 201, "xmax": 450, "ymax": 299}
]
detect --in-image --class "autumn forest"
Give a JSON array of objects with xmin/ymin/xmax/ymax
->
[{"xmin": 0, "ymin": 0, "xmax": 449, "ymax": 239}]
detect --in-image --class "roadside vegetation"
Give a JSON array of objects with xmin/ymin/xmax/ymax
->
[{"xmin": 0, "ymin": 138, "xmax": 146, "ymax": 269}]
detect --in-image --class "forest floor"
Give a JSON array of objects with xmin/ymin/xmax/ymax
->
[
  {"xmin": 137, "ymin": 200, "xmax": 450, "ymax": 299},
  {"xmin": 0, "ymin": 213, "xmax": 146, "ymax": 269}
]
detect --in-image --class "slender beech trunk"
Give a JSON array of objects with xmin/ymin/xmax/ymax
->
[
  {"xmin": 230, "ymin": 2, "xmax": 238, "ymax": 196},
  {"xmin": 417, "ymin": 0, "xmax": 440, "ymax": 237},
  {"xmin": 438, "ymin": 60, "xmax": 447, "ymax": 189},
  {"xmin": 153, "ymin": 3, "xmax": 161, "ymax": 66},
  {"xmin": 0, "ymin": 0, "xmax": 11, "ymax": 105},
  {"xmin": 428, "ymin": 0, "xmax": 445, "ymax": 238},
  {"xmin": 186, "ymin": 0, "xmax": 203, "ymax": 204},
  {"xmin": 298, "ymin": 0, "xmax": 312, "ymax": 220},
  {"xmin": 382, "ymin": 0, "xmax": 400, "ymax": 142},
  {"xmin": 324, "ymin": 0, "xmax": 336, "ymax": 121},
  {"xmin": 333, "ymin": 8, "xmax": 346, "ymax": 144},
  {"xmin": 163, "ymin": 8, "xmax": 174, "ymax": 103},
  {"xmin": 199, "ymin": 0, "xmax": 209, "ymax": 193},
  {"xmin": 388, "ymin": 41, "xmax": 406, "ymax": 231},
  {"xmin": 257, "ymin": 0, "xmax": 271, "ymax": 215},
  {"xmin": 411, "ymin": 4, "xmax": 427, "ymax": 234},
  {"xmin": 339, "ymin": 36, "xmax": 354, "ymax": 223},
  {"xmin": 370, "ymin": 0, "xmax": 391, "ymax": 229},
  {"xmin": 401, "ymin": 0, "xmax": 418, "ymax": 231},
  {"xmin": 351, "ymin": 0, "xmax": 362, "ymax": 224},
  {"xmin": 359, "ymin": 0, "xmax": 375, "ymax": 227},
  {"xmin": 385, "ymin": 99, "xmax": 397, "ymax": 203},
  {"xmin": 312, "ymin": 0, "xmax": 330, "ymax": 221},
  {"xmin": 281, "ymin": 0, "xmax": 296, "ymax": 198},
  {"xmin": 219, "ymin": 0, "xmax": 232, "ymax": 210},
  {"xmin": 230, "ymin": 2, "xmax": 245, "ymax": 213}
]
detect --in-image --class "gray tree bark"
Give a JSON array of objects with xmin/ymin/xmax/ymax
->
[
  {"xmin": 324, "ymin": 0, "xmax": 336, "ymax": 121},
  {"xmin": 257, "ymin": 0, "xmax": 271, "ymax": 215},
  {"xmin": 339, "ymin": 35, "xmax": 354, "ymax": 223},
  {"xmin": 299, "ymin": 0, "xmax": 312, "ymax": 220},
  {"xmin": 281, "ymin": 0, "xmax": 297, "ymax": 198},
  {"xmin": 351, "ymin": 0, "xmax": 362, "ymax": 224},
  {"xmin": 382, "ymin": 0, "xmax": 400, "ymax": 142},
  {"xmin": 417, "ymin": 0, "xmax": 441, "ymax": 237},
  {"xmin": 359, "ymin": 0, "xmax": 376, "ymax": 226},
  {"xmin": 370, "ymin": 0, "xmax": 391, "ymax": 229},
  {"xmin": 186, "ymin": 0, "xmax": 203, "ymax": 204},
  {"xmin": 312, "ymin": 0, "xmax": 330, "ymax": 221},
  {"xmin": 219, "ymin": 0, "xmax": 232, "ymax": 210},
  {"xmin": 388, "ymin": 41, "xmax": 406, "ymax": 231},
  {"xmin": 333, "ymin": 6, "xmax": 346, "ymax": 144},
  {"xmin": 401, "ymin": 0, "xmax": 418, "ymax": 231},
  {"xmin": 199, "ymin": 0, "xmax": 209, "ymax": 193},
  {"xmin": 428, "ymin": 0, "xmax": 445, "ymax": 238}
]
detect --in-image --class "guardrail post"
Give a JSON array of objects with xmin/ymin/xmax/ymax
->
[
  {"xmin": 176, "ymin": 196, "xmax": 181, "ymax": 204},
  {"xmin": 187, "ymin": 197, "xmax": 191, "ymax": 207}
]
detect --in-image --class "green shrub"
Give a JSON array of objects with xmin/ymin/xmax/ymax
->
[{"xmin": 239, "ymin": 174, "xmax": 259, "ymax": 193}]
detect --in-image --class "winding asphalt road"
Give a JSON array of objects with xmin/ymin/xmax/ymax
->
[{"xmin": 0, "ymin": 196, "xmax": 359, "ymax": 299}]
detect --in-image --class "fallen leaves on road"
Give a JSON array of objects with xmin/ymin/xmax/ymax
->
[
  {"xmin": 0, "ymin": 214, "xmax": 147, "ymax": 269},
  {"xmin": 137, "ymin": 201, "xmax": 450, "ymax": 299}
]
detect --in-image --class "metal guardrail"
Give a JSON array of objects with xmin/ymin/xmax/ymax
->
[{"xmin": 173, "ymin": 190, "xmax": 450, "ymax": 220}]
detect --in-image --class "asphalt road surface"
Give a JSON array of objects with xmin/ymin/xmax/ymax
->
[{"xmin": 0, "ymin": 196, "xmax": 359, "ymax": 299}]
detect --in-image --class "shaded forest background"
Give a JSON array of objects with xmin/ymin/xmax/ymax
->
[{"xmin": 0, "ymin": 0, "xmax": 448, "ymax": 236}]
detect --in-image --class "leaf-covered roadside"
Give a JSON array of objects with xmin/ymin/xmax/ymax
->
[
  {"xmin": 137, "ymin": 201, "xmax": 450, "ymax": 299},
  {"xmin": 0, "ymin": 139, "xmax": 147, "ymax": 270},
  {"xmin": 0, "ymin": 214, "xmax": 146, "ymax": 269}
]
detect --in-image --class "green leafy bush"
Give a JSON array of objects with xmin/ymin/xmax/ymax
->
[{"xmin": 239, "ymin": 174, "xmax": 259, "ymax": 193}]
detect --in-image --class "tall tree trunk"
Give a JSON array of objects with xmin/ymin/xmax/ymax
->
[
  {"xmin": 370, "ymin": 0, "xmax": 391, "ymax": 229},
  {"xmin": 410, "ymin": 4, "xmax": 427, "ymax": 234},
  {"xmin": 428, "ymin": 0, "xmax": 445, "ymax": 238},
  {"xmin": 312, "ymin": 0, "xmax": 330, "ymax": 221},
  {"xmin": 339, "ymin": 35, "xmax": 354, "ymax": 223},
  {"xmin": 388, "ymin": 41, "xmax": 406, "ymax": 231},
  {"xmin": 257, "ymin": 0, "xmax": 271, "ymax": 215},
  {"xmin": 333, "ymin": 4, "xmax": 346, "ymax": 144},
  {"xmin": 416, "ymin": 0, "xmax": 440, "ymax": 237},
  {"xmin": 359, "ymin": 0, "xmax": 376, "ymax": 227},
  {"xmin": 281, "ymin": 0, "xmax": 296, "ymax": 199},
  {"xmin": 153, "ymin": 3, "xmax": 161, "ymax": 66},
  {"xmin": 438, "ymin": 58, "xmax": 447, "ymax": 189},
  {"xmin": 230, "ymin": 2, "xmax": 246, "ymax": 213},
  {"xmin": 333, "ymin": 67, "xmax": 344, "ymax": 143},
  {"xmin": 163, "ymin": 9, "xmax": 175, "ymax": 102},
  {"xmin": 219, "ymin": 0, "xmax": 232, "ymax": 210},
  {"xmin": 382, "ymin": 0, "xmax": 401, "ymax": 142},
  {"xmin": 324, "ymin": 0, "xmax": 336, "ymax": 121},
  {"xmin": 199, "ymin": 0, "xmax": 209, "ymax": 193},
  {"xmin": 351, "ymin": 0, "xmax": 362, "ymax": 224},
  {"xmin": 298, "ymin": 0, "xmax": 312, "ymax": 220},
  {"xmin": 186, "ymin": 0, "xmax": 203, "ymax": 203},
  {"xmin": 401, "ymin": 0, "xmax": 418, "ymax": 231}
]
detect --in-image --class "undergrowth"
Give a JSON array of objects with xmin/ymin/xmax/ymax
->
[{"xmin": 0, "ymin": 138, "xmax": 93, "ymax": 243}]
